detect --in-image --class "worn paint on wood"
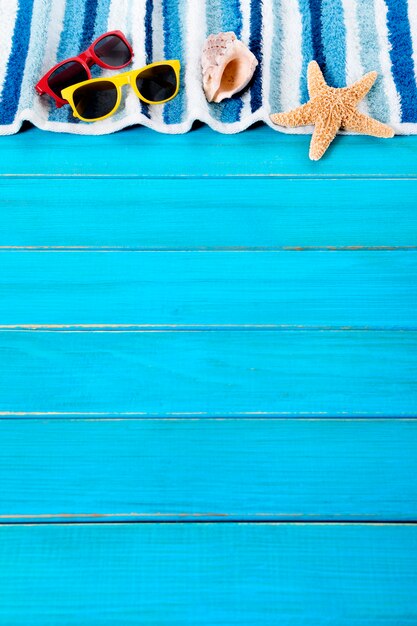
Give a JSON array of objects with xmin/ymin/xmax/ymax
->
[
  {"xmin": 0, "ymin": 128, "xmax": 417, "ymax": 624},
  {"xmin": 1, "ymin": 127, "xmax": 417, "ymax": 178},
  {"xmin": 0, "ymin": 330, "xmax": 416, "ymax": 416},
  {"xmin": 0, "ymin": 251, "xmax": 415, "ymax": 326},
  {"xmin": 1, "ymin": 179, "xmax": 417, "ymax": 249},
  {"xmin": 0, "ymin": 419, "xmax": 416, "ymax": 522},
  {"xmin": 0, "ymin": 523, "xmax": 416, "ymax": 625}
]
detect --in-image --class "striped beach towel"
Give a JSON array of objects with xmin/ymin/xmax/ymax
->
[{"xmin": 1, "ymin": 0, "xmax": 417, "ymax": 135}]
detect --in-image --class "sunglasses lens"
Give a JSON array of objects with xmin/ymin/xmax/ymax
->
[
  {"xmin": 48, "ymin": 61, "xmax": 89, "ymax": 97},
  {"xmin": 48, "ymin": 61, "xmax": 89, "ymax": 98},
  {"xmin": 73, "ymin": 81, "xmax": 118, "ymax": 120},
  {"xmin": 136, "ymin": 64, "xmax": 178, "ymax": 102},
  {"xmin": 94, "ymin": 34, "xmax": 132, "ymax": 67}
]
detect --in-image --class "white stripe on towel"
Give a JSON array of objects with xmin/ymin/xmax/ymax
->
[
  {"xmin": 185, "ymin": 0, "xmax": 208, "ymax": 121},
  {"xmin": 280, "ymin": 0, "xmax": 303, "ymax": 111},
  {"xmin": 108, "ymin": 0, "xmax": 129, "ymax": 31},
  {"xmin": 239, "ymin": 0, "xmax": 252, "ymax": 119},
  {"xmin": 261, "ymin": 0, "xmax": 274, "ymax": 114},
  {"xmin": 130, "ymin": 0, "xmax": 147, "ymax": 67},
  {"xmin": 150, "ymin": 0, "xmax": 164, "ymax": 125}
]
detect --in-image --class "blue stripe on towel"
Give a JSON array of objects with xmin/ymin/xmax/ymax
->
[
  {"xmin": 81, "ymin": 0, "xmax": 99, "ymax": 50},
  {"xmin": 298, "ymin": 0, "xmax": 315, "ymax": 102},
  {"xmin": 356, "ymin": 0, "xmax": 390, "ymax": 123},
  {"xmin": 93, "ymin": 0, "xmax": 111, "ymax": 38},
  {"xmin": 385, "ymin": 0, "xmax": 417, "ymax": 123},
  {"xmin": 206, "ymin": 0, "xmax": 221, "ymax": 38},
  {"xmin": 249, "ymin": 0, "xmax": 263, "ymax": 113},
  {"xmin": 219, "ymin": 0, "xmax": 244, "ymax": 123},
  {"xmin": 222, "ymin": 0, "xmax": 242, "ymax": 33},
  {"xmin": 308, "ymin": 0, "xmax": 325, "ymax": 71},
  {"xmin": 162, "ymin": 0, "xmax": 185, "ymax": 125},
  {"xmin": 55, "ymin": 0, "xmax": 86, "ymax": 68},
  {"xmin": 144, "ymin": 0, "xmax": 153, "ymax": 64},
  {"xmin": 0, "ymin": 0, "xmax": 35, "ymax": 125},
  {"xmin": 320, "ymin": 0, "xmax": 346, "ymax": 87}
]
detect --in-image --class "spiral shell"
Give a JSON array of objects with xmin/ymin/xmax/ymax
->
[{"xmin": 201, "ymin": 32, "xmax": 258, "ymax": 103}]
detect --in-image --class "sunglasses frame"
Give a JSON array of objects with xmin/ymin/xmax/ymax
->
[
  {"xmin": 35, "ymin": 30, "xmax": 133, "ymax": 107},
  {"xmin": 61, "ymin": 60, "xmax": 181, "ymax": 122}
]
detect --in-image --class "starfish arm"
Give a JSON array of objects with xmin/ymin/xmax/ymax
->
[
  {"xmin": 343, "ymin": 71, "xmax": 378, "ymax": 104},
  {"xmin": 270, "ymin": 101, "xmax": 315, "ymax": 127},
  {"xmin": 309, "ymin": 113, "xmax": 341, "ymax": 161},
  {"xmin": 307, "ymin": 61, "xmax": 327, "ymax": 98},
  {"xmin": 344, "ymin": 110, "xmax": 395, "ymax": 138}
]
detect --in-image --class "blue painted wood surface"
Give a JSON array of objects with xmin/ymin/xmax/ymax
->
[
  {"xmin": 0, "ymin": 330, "xmax": 416, "ymax": 416},
  {"xmin": 1, "ymin": 127, "xmax": 417, "ymax": 177},
  {"xmin": 1, "ymin": 178, "xmax": 417, "ymax": 249},
  {"xmin": 1, "ymin": 419, "xmax": 416, "ymax": 522},
  {"xmin": 0, "ymin": 127, "xmax": 416, "ymax": 623},
  {"xmin": 0, "ymin": 251, "xmax": 415, "ymax": 326},
  {"xmin": 1, "ymin": 523, "xmax": 416, "ymax": 625}
]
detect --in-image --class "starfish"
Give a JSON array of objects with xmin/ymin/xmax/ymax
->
[{"xmin": 270, "ymin": 61, "xmax": 394, "ymax": 161}]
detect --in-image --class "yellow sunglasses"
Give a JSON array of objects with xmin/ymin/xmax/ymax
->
[{"xmin": 61, "ymin": 59, "xmax": 180, "ymax": 122}]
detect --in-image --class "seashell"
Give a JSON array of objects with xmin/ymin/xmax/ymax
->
[{"xmin": 201, "ymin": 32, "xmax": 258, "ymax": 103}]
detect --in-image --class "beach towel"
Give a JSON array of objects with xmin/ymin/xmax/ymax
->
[{"xmin": 1, "ymin": 0, "xmax": 417, "ymax": 134}]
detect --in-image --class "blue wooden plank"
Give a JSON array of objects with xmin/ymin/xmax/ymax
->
[
  {"xmin": 1, "ymin": 178, "xmax": 416, "ymax": 249},
  {"xmin": 0, "ymin": 523, "xmax": 416, "ymax": 625},
  {"xmin": 1, "ymin": 418, "xmax": 416, "ymax": 522},
  {"xmin": 1, "ymin": 127, "xmax": 417, "ymax": 178},
  {"xmin": 0, "ymin": 330, "xmax": 416, "ymax": 416},
  {"xmin": 0, "ymin": 251, "xmax": 415, "ymax": 327}
]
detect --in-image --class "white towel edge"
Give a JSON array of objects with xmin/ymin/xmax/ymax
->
[{"xmin": 1, "ymin": 107, "xmax": 417, "ymax": 136}]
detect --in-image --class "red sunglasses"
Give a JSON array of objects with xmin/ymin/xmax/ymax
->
[{"xmin": 35, "ymin": 30, "xmax": 133, "ymax": 107}]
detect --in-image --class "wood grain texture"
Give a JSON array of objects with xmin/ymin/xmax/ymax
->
[
  {"xmin": 0, "ymin": 330, "xmax": 416, "ymax": 416},
  {"xmin": 1, "ymin": 178, "xmax": 416, "ymax": 249},
  {"xmin": 0, "ymin": 251, "xmax": 415, "ymax": 326},
  {"xmin": 1, "ymin": 418, "xmax": 416, "ymax": 522},
  {"xmin": 0, "ymin": 523, "xmax": 416, "ymax": 625},
  {"xmin": 1, "ymin": 127, "xmax": 417, "ymax": 178}
]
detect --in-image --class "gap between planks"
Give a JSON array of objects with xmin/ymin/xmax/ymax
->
[
  {"xmin": 1, "ymin": 413, "xmax": 417, "ymax": 418},
  {"xmin": 0, "ymin": 520, "xmax": 416, "ymax": 526},
  {"xmin": 0, "ymin": 246, "xmax": 415, "ymax": 252},
  {"xmin": 0, "ymin": 512, "xmax": 417, "ymax": 526},
  {"xmin": 0, "ymin": 325, "xmax": 415, "ymax": 332},
  {"xmin": 3, "ymin": 174, "xmax": 417, "ymax": 180},
  {"xmin": 0, "ymin": 416, "xmax": 416, "ymax": 420}
]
